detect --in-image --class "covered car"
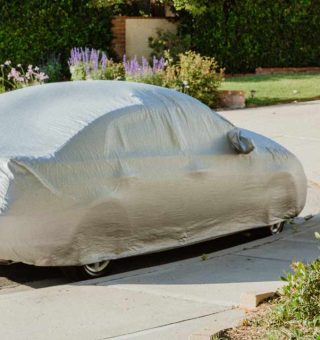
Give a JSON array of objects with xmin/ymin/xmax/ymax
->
[{"xmin": 0, "ymin": 81, "xmax": 306, "ymax": 277}]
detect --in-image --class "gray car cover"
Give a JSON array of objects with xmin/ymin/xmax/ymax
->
[{"xmin": 0, "ymin": 81, "xmax": 306, "ymax": 266}]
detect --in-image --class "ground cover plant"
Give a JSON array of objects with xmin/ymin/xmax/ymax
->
[{"xmin": 221, "ymin": 73, "xmax": 320, "ymax": 106}]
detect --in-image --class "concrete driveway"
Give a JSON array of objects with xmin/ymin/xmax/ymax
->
[{"xmin": 0, "ymin": 101, "xmax": 319, "ymax": 340}]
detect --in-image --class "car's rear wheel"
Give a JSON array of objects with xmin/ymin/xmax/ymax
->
[
  {"xmin": 61, "ymin": 260, "xmax": 111, "ymax": 281},
  {"xmin": 269, "ymin": 221, "xmax": 285, "ymax": 235}
]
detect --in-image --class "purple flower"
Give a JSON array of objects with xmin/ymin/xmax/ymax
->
[
  {"xmin": 123, "ymin": 55, "xmax": 165, "ymax": 78},
  {"xmin": 69, "ymin": 47, "xmax": 110, "ymax": 77}
]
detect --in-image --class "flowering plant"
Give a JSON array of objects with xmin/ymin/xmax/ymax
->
[
  {"xmin": 69, "ymin": 47, "xmax": 124, "ymax": 81},
  {"xmin": 123, "ymin": 55, "xmax": 165, "ymax": 85},
  {"xmin": 68, "ymin": 47, "xmax": 224, "ymax": 108},
  {"xmin": 0, "ymin": 61, "xmax": 49, "ymax": 92},
  {"xmin": 162, "ymin": 51, "xmax": 224, "ymax": 107}
]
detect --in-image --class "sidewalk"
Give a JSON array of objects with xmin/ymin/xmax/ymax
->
[
  {"xmin": 1, "ymin": 101, "xmax": 319, "ymax": 340},
  {"xmin": 0, "ymin": 216, "xmax": 319, "ymax": 340}
]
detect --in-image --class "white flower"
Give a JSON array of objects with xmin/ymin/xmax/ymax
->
[
  {"xmin": 17, "ymin": 64, "xmax": 22, "ymax": 68},
  {"xmin": 34, "ymin": 66, "xmax": 39, "ymax": 71},
  {"xmin": 4, "ymin": 60, "xmax": 11, "ymax": 66}
]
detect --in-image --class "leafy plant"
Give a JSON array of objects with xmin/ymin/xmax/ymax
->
[
  {"xmin": 163, "ymin": 51, "xmax": 224, "ymax": 107},
  {"xmin": 0, "ymin": 2, "xmax": 114, "ymax": 77},
  {"xmin": 178, "ymin": 0, "xmax": 320, "ymax": 73},
  {"xmin": 274, "ymin": 260, "xmax": 320, "ymax": 326},
  {"xmin": 266, "ymin": 253, "xmax": 320, "ymax": 337},
  {"xmin": 148, "ymin": 29, "xmax": 191, "ymax": 62},
  {"xmin": 41, "ymin": 55, "xmax": 63, "ymax": 83}
]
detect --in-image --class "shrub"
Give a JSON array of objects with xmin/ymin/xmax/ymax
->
[
  {"xmin": 179, "ymin": 0, "xmax": 320, "ymax": 73},
  {"xmin": 0, "ymin": 1, "xmax": 114, "ymax": 77},
  {"xmin": 163, "ymin": 51, "xmax": 224, "ymax": 107},
  {"xmin": 41, "ymin": 55, "xmax": 63, "ymax": 83},
  {"xmin": 274, "ymin": 260, "xmax": 320, "ymax": 326},
  {"xmin": 148, "ymin": 29, "xmax": 192, "ymax": 62},
  {"xmin": 267, "ymin": 236, "xmax": 320, "ymax": 338}
]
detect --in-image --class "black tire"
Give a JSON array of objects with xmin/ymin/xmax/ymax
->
[
  {"xmin": 61, "ymin": 260, "xmax": 111, "ymax": 281},
  {"xmin": 269, "ymin": 221, "xmax": 285, "ymax": 235}
]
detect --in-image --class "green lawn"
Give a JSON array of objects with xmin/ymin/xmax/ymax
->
[{"xmin": 221, "ymin": 72, "xmax": 320, "ymax": 106}]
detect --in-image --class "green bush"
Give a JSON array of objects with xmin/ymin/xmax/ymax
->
[
  {"xmin": 148, "ymin": 29, "xmax": 192, "ymax": 62},
  {"xmin": 163, "ymin": 51, "xmax": 224, "ymax": 107},
  {"xmin": 275, "ymin": 260, "xmax": 320, "ymax": 326},
  {"xmin": 179, "ymin": 0, "xmax": 320, "ymax": 73},
  {"xmin": 0, "ymin": 1, "xmax": 114, "ymax": 76},
  {"xmin": 41, "ymin": 55, "xmax": 63, "ymax": 83},
  {"xmin": 267, "ymin": 251, "xmax": 320, "ymax": 337}
]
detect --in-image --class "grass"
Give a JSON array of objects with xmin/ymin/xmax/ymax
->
[{"xmin": 221, "ymin": 72, "xmax": 320, "ymax": 106}]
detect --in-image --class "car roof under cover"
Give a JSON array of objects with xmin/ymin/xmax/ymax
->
[{"xmin": 0, "ymin": 81, "xmax": 224, "ymax": 159}]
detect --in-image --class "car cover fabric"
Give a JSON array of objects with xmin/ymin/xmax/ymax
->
[
  {"xmin": 227, "ymin": 127, "xmax": 256, "ymax": 154},
  {"xmin": 0, "ymin": 81, "xmax": 307, "ymax": 266}
]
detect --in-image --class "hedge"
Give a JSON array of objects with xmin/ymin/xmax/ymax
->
[
  {"xmin": 0, "ymin": 0, "xmax": 114, "ymax": 72},
  {"xmin": 180, "ymin": 0, "xmax": 320, "ymax": 73}
]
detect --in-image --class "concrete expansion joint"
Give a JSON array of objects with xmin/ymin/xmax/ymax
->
[
  {"xmin": 99, "ymin": 306, "xmax": 235, "ymax": 340},
  {"xmin": 107, "ymin": 284, "xmax": 232, "ymax": 307},
  {"xmin": 235, "ymin": 253, "xmax": 291, "ymax": 263}
]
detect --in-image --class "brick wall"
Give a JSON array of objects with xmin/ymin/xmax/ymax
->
[{"xmin": 111, "ymin": 16, "xmax": 126, "ymax": 58}]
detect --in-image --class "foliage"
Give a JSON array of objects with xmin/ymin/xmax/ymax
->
[
  {"xmin": 69, "ymin": 48, "xmax": 124, "ymax": 81},
  {"xmin": 263, "ymin": 246, "xmax": 320, "ymax": 338},
  {"xmin": 222, "ymin": 72, "xmax": 320, "ymax": 107},
  {"xmin": 0, "ymin": 60, "xmax": 49, "ymax": 91},
  {"xmin": 179, "ymin": 0, "xmax": 320, "ymax": 73},
  {"xmin": 69, "ymin": 48, "xmax": 223, "ymax": 107},
  {"xmin": 41, "ymin": 55, "xmax": 63, "ymax": 83},
  {"xmin": 163, "ymin": 51, "xmax": 224, "ymax": 107},
  {"xmin": 273, "ymin": 259, "xmax": 320, "ymax": 327},
  {"xmin": 0, "ymin": 1, "xmax": 114, "ymax": 76},
  {"xmin": 148, "ymin": 29, "xmax": 192, "ymax": 62},
  {"xmin": 88, "ymin": 0, "xmax": 164, "ymax": 15},
  {"xmin": 164, "ymin": 0, "xmax": 207, "ymax": 15}
]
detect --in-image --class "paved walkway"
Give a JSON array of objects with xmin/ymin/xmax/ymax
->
[{"xmin": 0, "ymin": 101, "xmax": 319, "ymax": 339}]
